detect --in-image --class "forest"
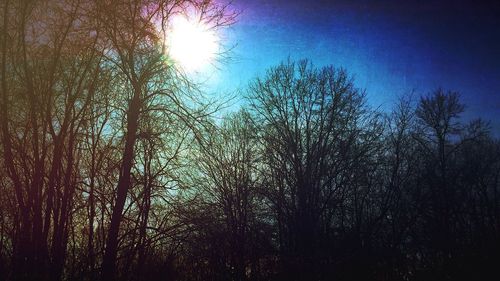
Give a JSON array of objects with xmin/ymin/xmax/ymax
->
[{"xmin": 0, "ymin": 0, "xmax": 499, "ymax": 281}]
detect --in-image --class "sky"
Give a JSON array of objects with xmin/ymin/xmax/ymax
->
[{"xmin": 201, "ymin": 0, "xmax": 500, "ymax": 134}]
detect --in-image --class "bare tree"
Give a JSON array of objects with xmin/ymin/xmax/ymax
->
[
  {"xmin": 191, "ymin": 110, "xmax": 264, "ymax": 280},
  {"xmin": 247, "ymin": 59, "xmax": 383, "ymax": 280},
  {"xmin": 95, "ymin": 1, "xmax": 234, "ymax": 280}
]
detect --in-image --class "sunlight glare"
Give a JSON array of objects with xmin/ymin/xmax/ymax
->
[{"xmin": 167, "ymin": 15, "xmax": 219, "ymax": 72}]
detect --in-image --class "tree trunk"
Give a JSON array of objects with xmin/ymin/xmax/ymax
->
[{"xmin": 101, "ymin": 90, "xmax": 141, "ymax": 281}]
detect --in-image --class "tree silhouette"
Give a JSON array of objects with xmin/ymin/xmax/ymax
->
[{"xmin": 0, "ymin": 2, "xmax": 499, "ymax": 279}]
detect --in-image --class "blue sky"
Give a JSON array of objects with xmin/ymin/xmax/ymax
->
[{"xmin": 201, "ymin": 0, "xmax": 500, "ymax": 134}]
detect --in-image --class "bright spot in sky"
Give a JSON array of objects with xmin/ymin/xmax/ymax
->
[{"xmin": 167, "ymin": 15, "xmax": 219, "ymax": 72}]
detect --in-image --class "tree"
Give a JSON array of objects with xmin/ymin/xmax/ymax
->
[
  {"xmin": 96, "ymin": 1, "xmax": 234, "ymax": 280},
  {"xmin": 247, "ymin": 59, "xmax": 383, "ymax": 280},
  {"xmin": 192, "ymin": 110, "xmax": 267, "ymax": 280},
  {"xmin": 0, "ymin": 1, "xmax": 102, "ymax": 279},
  {"xmin": 0, "ymin": 1, "xmax": 235, "ymax": 280}
]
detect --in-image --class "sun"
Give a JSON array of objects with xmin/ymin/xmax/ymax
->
[{"xmin": 166, "ymin": 15, "xmax": 219, "ymax": 72}]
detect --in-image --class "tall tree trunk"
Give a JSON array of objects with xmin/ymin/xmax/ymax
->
[
  {"xmin": 136, "ymin": 143, "xmax": 152, "ymax": 280},
  {"xmin": 50, "ymin": 123, "xmax": 77, "ymax": 281},
  {"xmin": 88, "ymin": 139, "xmax": 97, "ymax": 276},
  {"xmin": 101, "ymin": 89, "xmax": 142, "ymax": 281}
]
